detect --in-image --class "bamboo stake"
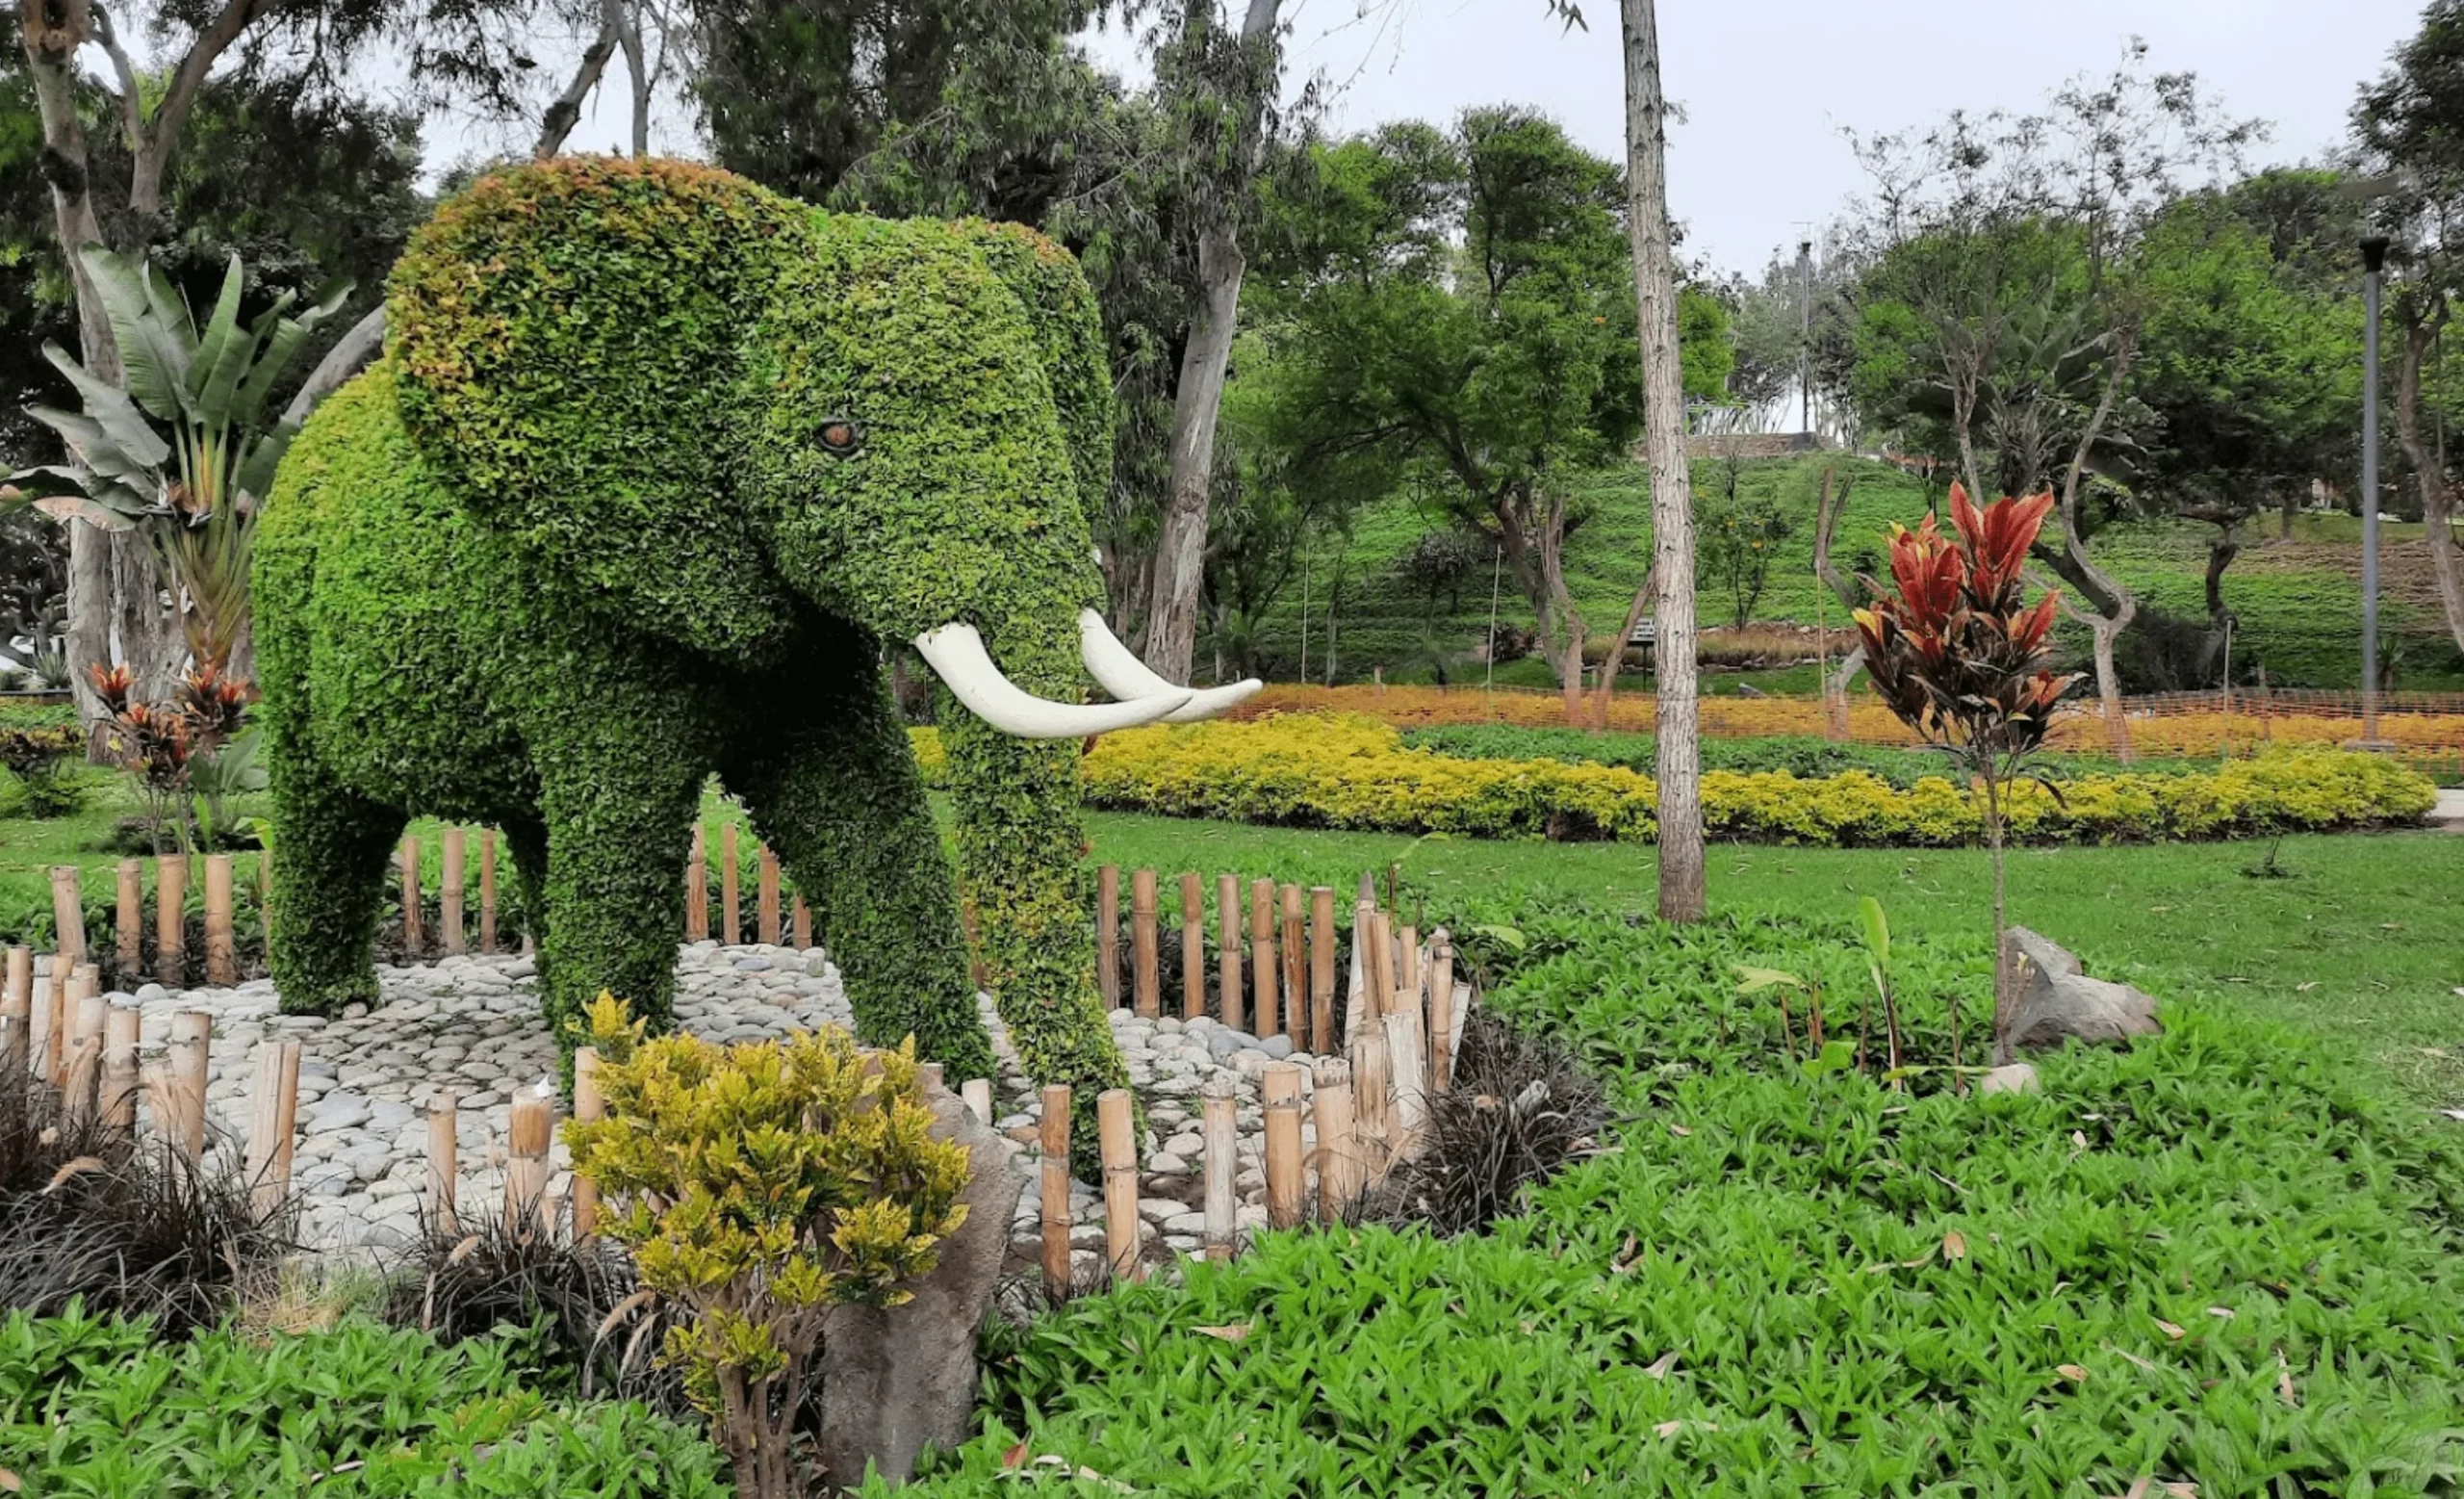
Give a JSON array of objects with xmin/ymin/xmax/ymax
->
[
  {"xmin": 1179, "ymin": 873, "xmax": 1205, "ymax": 1021},
  {"xmin": 1398, "ymin": 923, "xmax": 1419, "ymax": 1000},
  {"xmin": 167, "ymin": 1011, "xmax": 211, "ymax": 1163},
  {"xmin": 1279, "ymin": 885, "xmax": 1304, "ymax": 1046},
  {"xmin": 1095, "ymin": 865, "xmax": 1120, "ymax": 1007},
  {"xmin": 115, "ymin": 860, "xmax": 141, "ymax": 976},
  {"xmin": 757, "ymin": 844, "xmax": 781, "ymax": 945},
  {"xmin": 1263, "ymin": 1063, "xmax": 1304, "ymax": 1228},
  {"xmin": 440, "ymin": 829, "xmax": 467, "ymax": 955},
  {"xmin": 204, "ymin": 855, "xmax": 237, "ymax": 986},
  {"xmin": 154, "ymin": 855, "xmax": 186, "ymax": 987},
  {"xmin": 0, "ymin": 947, "xmax": 27, "ymax": 1075},
  {"xmin": 1202, "ymin": 1077, "xmax": 1237, "ymax": 1261},
  {"xmin": 1384, "ymin": 995, "xmax": 1428, "ymax": 1161},
  {"xmin": 506, "ymin": 1087, "xmax": 554, "ymax": 1228},
  {"xmin": 1310, "ymin": 888, "xmax": 1336, "ymax": 1056},
  {"xmin": 1345, "ymin": 886, "xmax": 1375, "ymax": 1040},
  {"xmin": 398, "ymin": 837, "xmax": 423, "ymax": 954},
  {"xmin": 48, "ymin": 865, "xmax": 86, "ymax": 968},
  {"xmin": 1312, "ymin": 1059, "xmax": 1360, "ymax": 1221},
  {"xmin": 1217, "ymin": 873, "xmax": 1244, "ymax": 1031},
  {"xmin": 1130, "ymin": 868, "xmax": 1159, "ymax": 1019},
  {"xmin": 427, "ymin": 1094, "xmax": 460, "ymax": 1235},
  {"xmin": 1248, "ymin": 877, "xmax": 1276, "ymax": 1039},
  {"xmin": 101, "ymin": 1005, "xmax": 141, "ymax": 1130},
  {"xmin": 684, "ymin": 825, "xmax": 708, "ymax": 942},
  {"xmin": 57, "ymin": 964, "xmax": 97, "ymax": 1091},
  {"xmin": 1429, "ymin": 933, "xmax": 1458, "ymax": 1093},
  {"xmin": 792, "ymin": 894, "xmax": 812, "ymax": 950},
  {"xmin": 246, "ymin": 1040, "xmax": 301, "ymax": 1217},
  {"xmin": 478, "ymin": 829, "xmax": 499, "ymax": 954},
  {"xmin": 962, "ymin": 1077, "xmax": 993, "ymax": 1124},
  {"xmin": 720, "ymin": 824, "xmax": 741, "ymax": 944},
  {"xmin": 1039, "ymin": 1083, "xmax": 1072, "ymax": 1297},
  {"xmin": 63, "ymin": 991, "xmax": 107, "ymax": 1124},
  {"xmin": 1098, "ymin": 1088, "xmax": 1141, "ymax": 1280},
  {"xmin": 572, "ymin": 1047, "xmax": 604, "ymax": 1241},
  {"xmin": 31, "ymin": 957, "xmax": 60, "ymax": 1086}
]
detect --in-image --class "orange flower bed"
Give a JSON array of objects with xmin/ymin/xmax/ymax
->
[{"xmin": 1231, "ymin": 684, "xmax": 2464, "ymax": 771}]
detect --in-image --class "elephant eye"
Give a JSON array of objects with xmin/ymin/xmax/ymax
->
[{"xmin": 818, "ymin": 418, "xmax": 863, "ymax": 457}]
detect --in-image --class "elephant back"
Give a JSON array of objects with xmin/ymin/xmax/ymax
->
[{"xmin": 387, "ymin": 157, "xmax": 809, "ymax": 662}]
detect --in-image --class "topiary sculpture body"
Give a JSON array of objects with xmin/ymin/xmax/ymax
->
[{"xmin": 258, "ymin": 159, "xmax": 1254, "ymax": 1098}]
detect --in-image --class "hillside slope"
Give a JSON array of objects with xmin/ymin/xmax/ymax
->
[{"xmin": 1212, "ymin": 454, "xmax": 2464, "ymax": 692}]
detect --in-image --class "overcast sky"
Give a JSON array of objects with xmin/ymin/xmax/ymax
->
[{"xmin": 534, "ymin": 0, "xmax": 2430, "ymax": 279}]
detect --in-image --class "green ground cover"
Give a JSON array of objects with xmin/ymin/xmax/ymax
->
[
  {"xmin": 1080, "ymin": 811, "xmax": 2464, "ymax": 1108},
  {"xmin": 1399, "ymin": 724, "xmax": 2208, "ymax": 787},
  {"xmin": 895, "ymin": 901, "xmax": 2464, "ymax": 1495},
  {"xmin": 1239, "ymin": 454, "xmax": 2464, "ymax": 691}
]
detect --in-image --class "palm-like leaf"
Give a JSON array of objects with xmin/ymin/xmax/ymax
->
[
  {"xmin": 77, "ymin": 246, "xmax": 191, "ymax": 423},
  {"xmin": 189, "ymin": 255, "xmax": 257, "ymax": 421},
  {"xmin": 38, "ymin": 345, "xmax": 171, "ymax": 470}
]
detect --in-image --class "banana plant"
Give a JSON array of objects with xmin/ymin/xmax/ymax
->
[{"xmin": 4, "ymin": 246, "xmax": 349, "ymax": 672}]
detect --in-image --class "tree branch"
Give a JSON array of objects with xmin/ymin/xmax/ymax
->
[
  {"xmin": 282, "ymin": 306, "xmax": 386, "ymax": 426},
  {"xmin": 137, "ymin": 0, "xmax": 279, "ymax": 220},
  {"xmin": 537, "ymin": 15, "xmax": 621, "ymax": 159},
  {"xmin": 85, "ymin": 2, "xmax": 143, "ymax": 153}
]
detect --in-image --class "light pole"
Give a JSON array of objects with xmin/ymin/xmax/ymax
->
[
  {"xmin": 1797, "ymin": 238, "xmax": 1813, "ymax": 436},
  {"xmin": 2361, "ymin": 235, "xmax": 2388, "ymax": 744}
]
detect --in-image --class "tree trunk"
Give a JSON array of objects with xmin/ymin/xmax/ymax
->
[
  {"xmin": 1142, "ymin": 220, "xmax": 1244, "ymax": 682},
  {"xmin": 1811, "ymin": 468, "xmax": 1861, "ymax": 737},
  {"xmin": 2202, "ymin": 518, "xmax": 2241, "ymax": 624},
  {"xmin": 1590, "ymin": 564, "xmax": 1656, "ymax": 730},
  {"xmin": 1620, "ymin": 0, "xmax": 1704, "ymax": 922},
  {"xmin": 1138, "ymin": 0, "xmax": 1283, "ymax": 685},
  {"xmin": 2036, "ymin": 333, "xmax": 2139, "ymax": 761},
  {"xmin": 2397, "ymin": 310, "xmax": 2464, "ymax": 660}
]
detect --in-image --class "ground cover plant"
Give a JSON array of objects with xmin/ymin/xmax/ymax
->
[
  {"xmin": 1071, "ymin": 713, "xmax": 2435, "ymax": 845},
  {"xmin": 898, "ymin": 907, "xmax": 2464, "ymax": 1495},
  {"xmin": 0, "ymin": 1305, "xmax": 727, "ymax": 1496}
]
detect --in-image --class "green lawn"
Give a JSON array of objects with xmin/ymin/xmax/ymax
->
[
  {"xmin": 13, "ymin": 763, "xmax": 2457, "ymax": 1106},
  {"xmin": 1081, "ymin": 810, "xmax": 2464, "ymax": 1108}
]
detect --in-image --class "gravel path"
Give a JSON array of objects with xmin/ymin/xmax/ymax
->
[{"xmin": 46, "ymin": 946, "xmax": 1321, "ymax": 1271}]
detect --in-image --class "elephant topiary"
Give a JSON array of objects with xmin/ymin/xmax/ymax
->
[{"xmin": 257, "ymin": 158, "xmax": 1255, "ymax": 1102}]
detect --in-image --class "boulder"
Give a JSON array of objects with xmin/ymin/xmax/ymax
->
[
  {"xmin": 1978, "ymin": 1062, "xmax": 2040, "ymax": 1096},
  {"xmin": 1998, "ymin": 927, "xmax": 2161, "ymax": 1063},
  {"xmin": 818, "ymin": 1076, "xmax": 1021, "ymax": 1490}
]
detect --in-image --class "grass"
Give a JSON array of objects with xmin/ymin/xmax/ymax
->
[{"xmin": 1080, "ymin": 810, "xmax": 2464, "ymax": 1108}]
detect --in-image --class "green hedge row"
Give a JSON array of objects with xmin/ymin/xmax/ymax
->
[
  {"xmin": 1399, "ymin": 722, "xmax": 2210, "ymax": 788},
  {"xmin": 1061, "ymin": 714, "xmax": 2437, "ymax": 845}
]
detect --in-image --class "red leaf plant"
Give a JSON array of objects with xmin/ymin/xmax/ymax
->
[
  {"xmin": 1853, "ymin": 484, "xmax": 2081, "ymax": 1073},
  {"xmin": 89, "ymin": 662, "xmax": 253, "ymax": 857}
]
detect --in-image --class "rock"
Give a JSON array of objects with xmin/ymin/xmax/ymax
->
[
  {"xmin": 1979, "ymin": 1062, "xmax": 2040, "ymax": 1096},
  {"xmin": 1258, "ymin": 1035, "xmax": 1295, "ymax": 1061},
  {"xmin": 819, "ymin": 1074, "xmax": 1021, "ymax": 1489},
  {"xmin": 306, "ymin": 1093, "xmax": 370, "ymax": 1133},
  {"xmin": 1735, "ymin": 682, "xmax": 1767, "ymax": 698},
  {"xmin": 1998, "ymin": 927, "xmax": 2162, "ymax": 1060}
]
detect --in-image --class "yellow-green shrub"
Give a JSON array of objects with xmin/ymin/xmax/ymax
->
[
  {"xmin": 564, "ymin": 995, "xmax": 971, "ymax": 1499},
  {"xmin": 1072, "ymin": 713, "xmax": 2436, "ymax": 845}
]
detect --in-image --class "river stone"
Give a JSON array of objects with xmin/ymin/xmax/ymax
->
[
  {"xmin": 818, "ymin": 1076, "xmax": 1021, "ymax": 1489},
  {"xmin": 1998, "ymin": 927, "xmax": 2162, "ymax": 1061}
]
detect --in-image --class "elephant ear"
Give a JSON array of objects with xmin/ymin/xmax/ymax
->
[
  {"xmin": 951, "ymin": 221, "xmax": 1114, "ymax": 545},
  {"xmin": 386, "ymin": 159, "xmax": 808, "ymax": 664}
]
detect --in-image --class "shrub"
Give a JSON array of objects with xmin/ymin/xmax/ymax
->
[
  {"xmin": 564, "ymin": 996, "xmax": 972, "ymax": 1499},
  {"xmin": 1399, "ymin": 723, "xmax": 2207, "ymax": 787},
  {"xmin": 1074, "ymin": 713, "xmax": 2436, "ymax": 846},
  {"xmin": 894, "ymin": 909, "xmax": 2464, "ymax": 1497},
  {"xmin": 0, "ymin": 725, "xmax": 87, "ymax": 818},
  {"xmin": 1362, "ymin": 1011, "xmax": 1607, "ymax": 1236},
  {"xmin": 0, "ymin": 1305, "xmax": 728, "ymax": 1495},
  {"xmin": 0, "ymin": 1077, "xmax": 293, "ymax": 1336}
]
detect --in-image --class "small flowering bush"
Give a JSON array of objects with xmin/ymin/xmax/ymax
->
[
  {"xmin": 563, "ymin": 995, "xmax": 972, "ymax": 1499},
  {"xmin": 1054, "ymin": 712, "xmax": 2431, "ymax": 846},
  {"xmin": 89, "ymin": 661, "xmax": 251, "ymax": 854}
]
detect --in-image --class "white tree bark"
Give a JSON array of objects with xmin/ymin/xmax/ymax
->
[{"xmin": 1619, "ymin": 0, "xmax": 1704, "ymax": 920}]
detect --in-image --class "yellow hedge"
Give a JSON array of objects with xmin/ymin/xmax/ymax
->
[{"xmin": 1034, "ymin": 713, "xmax": 2436, "ymax": 846}]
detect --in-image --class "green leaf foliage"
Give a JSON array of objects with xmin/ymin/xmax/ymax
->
[
  {"xmin": 0, "ymin": 1305, "xmax": 727, "ymax": 1496},
  {"xmin": 262, "ymin": 157, "xmax": 1131, "ymax": 1112},
  {"xmin": 889, "ymin": 909, "xmax": 2464, "ymax": 1496}
]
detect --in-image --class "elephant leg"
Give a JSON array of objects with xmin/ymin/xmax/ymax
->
[
  {"xmin": 532, "ymin": 732, "xmax": 705, "ymax": 1040},
  {"xmin": 269, "ymin": 740, "xmax": 403, "ymax": 1016},
  {"xmin": 726, "ymin": 670, "xmax": 995, "ymax": 1083}
]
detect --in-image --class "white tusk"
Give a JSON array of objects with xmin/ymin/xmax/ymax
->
[
  {"xmin": 1077, "ymin": 609, "xmax": 1262, "ymax": 724},
  {"xmin": 914, "ymin": 623, "xmax": 1190, "ymax": 739}
]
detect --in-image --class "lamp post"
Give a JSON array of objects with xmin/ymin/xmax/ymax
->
[
  {"xmin": 1797, "ymin": 238, "xmax": 1813, "ymax": 437},
  {"xmin": 2361, "ymin": 235, "xmax": 2389, "ymax": 745}
]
